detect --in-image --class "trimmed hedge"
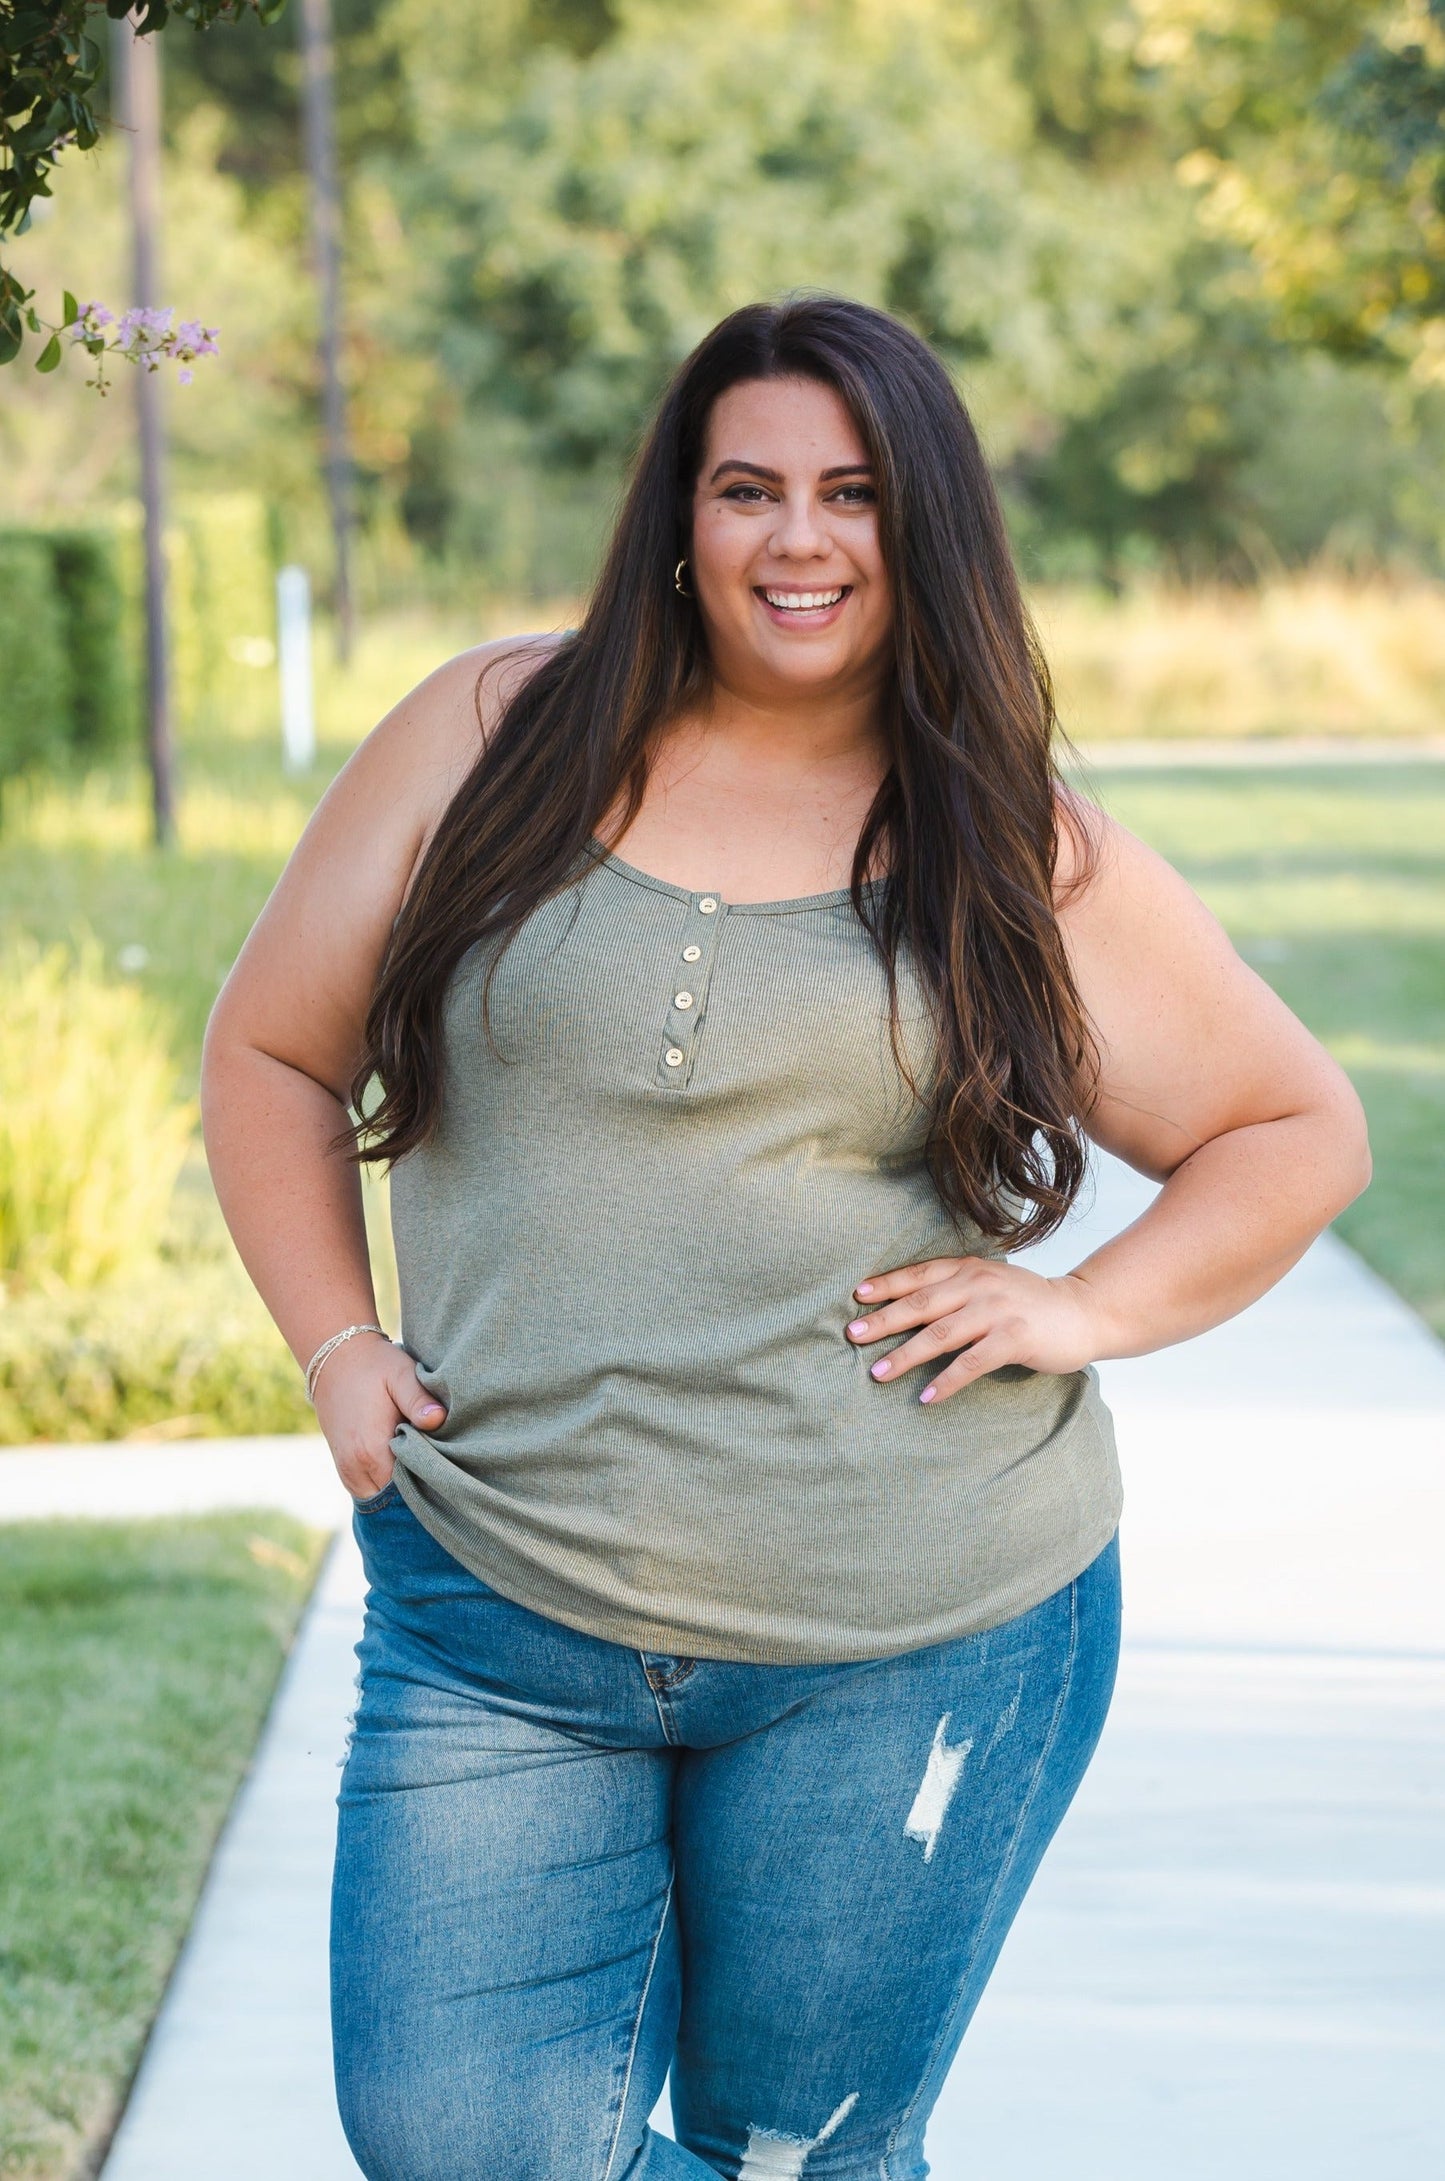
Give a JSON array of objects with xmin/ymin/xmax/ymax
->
[
  {"xmin": 0, "ymin": 529, "xmax": 130, "ymax": 785},
  {"xmin": 49, "ymin": 530, "xmax": 128, "ymax": 757},
  {"xmin": 0, "ymin": 500, "xmax": 279, "ymax": 786},
  {"xmin": 0, "ymin": 535, "xmax": 70, "ymax": 782},
  {"xmin": 111, "ymin": 493, "xmax": 278, "ymax": 741}
]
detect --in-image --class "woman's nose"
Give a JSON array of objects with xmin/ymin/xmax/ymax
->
[{"xmin": 768, "ymin": 492, "xmax": 830, "ymax": 558}]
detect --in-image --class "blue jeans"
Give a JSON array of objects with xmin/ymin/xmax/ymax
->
[{"xmin": 332, "ymin": 1487, "xmax": 1120, "ymax": 2181}]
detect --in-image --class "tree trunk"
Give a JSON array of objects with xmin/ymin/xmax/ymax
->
[
  {"xmin": 300, "ymin": 0, "xmax": 355, "ymax": 665},
  {"xmin": 116, "ymin": 14, "xmax": 176, "ymax": 849}
]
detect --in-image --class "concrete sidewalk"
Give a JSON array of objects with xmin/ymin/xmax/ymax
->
[{"xmin": 4, "ymin": 1155, "xmax": 1443, "ymax": 2178}]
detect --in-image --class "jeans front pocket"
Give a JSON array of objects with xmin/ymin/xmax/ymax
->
[{"xmin": 351, "ymin": 1479, "xmax": 401, "ymax": 1514}]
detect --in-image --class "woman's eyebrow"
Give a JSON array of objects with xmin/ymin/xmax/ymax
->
[{"xmin": 707, "ymin": 458, "xmax": 875, "ymax": 483}]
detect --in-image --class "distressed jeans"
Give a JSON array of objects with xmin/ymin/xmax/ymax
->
[{"xmin": 331, "ymin": 1487, "xmax": 1120, "ymax": 2181}]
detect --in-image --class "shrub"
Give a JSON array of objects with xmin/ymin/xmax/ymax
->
[
  {"xmin": 0, "ymin": 530, "xmax": 130, "ymax": 778},
  {"xmin": 0, "ymin": 536, "xmax": 69, "ymax": 783},
  {"xmin": 0, "ymin": 937, "xmax": 195, "ymax": 1289},
  {"xmin": 112, "ymin": 492, "xmax": 277, "ymax": 740},
  {"xmin": 0, "ymin": 1264, "xmax": 311, "ymax": 1443},
  {"xmin": 48, "ymin": 530, "xmax": 130, "ymax": 758}
]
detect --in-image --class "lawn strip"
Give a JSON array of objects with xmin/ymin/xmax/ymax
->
[
  {"xmin": 1094, "ymin": 763, "xmax": 1445, "ymax": 1339},
  {"xmin": 0, "ymin": 1514, "xmax": 326, "ymax": 2181}
]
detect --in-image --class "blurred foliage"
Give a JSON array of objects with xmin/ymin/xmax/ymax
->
[
  {"xmin": 0, "ymin": 109, "xmax": 321, "ymax": 522},
  {"xmin": 0, "ymin": 0, "xmax": 286, "ymax": 365},
  {"xmin": 377, "ymin": 0, "xmax": 1445, "ymax": 580},
  {"xmin": 0, "ymin": 527, "xmax": 127, "ymax": 778},
  {"xmin": 0, "ymin": 1263, "xmax": 311, "ymax": 1439},
  {"xmin": 113, "ymin": 490, "xmax": 278, "ymax": 736},
  {"xmin": 0, "ymin": 497, "xmax": 278, "ymax": 778},
  {"xmin": 47, "ymin": 528, "xmax": 128, "ymax": 756},
  {"xmin": 1149, "ymin": 1, "xmax": 1445, "ymax": 382},
  {"xmin": 6, "ymin": 0, "xmax": 1445, "ymax": 591},
  {"xmin": 0, "ymin": 535, "xmax": 68, "ymax": 778},
  {"xmin": 0, "ymin": 936, "xmax": 194, "ymax": 1288},
  {"xmin": 0, "ymin": 610, "xmax": 463, "ymax": 1441}
]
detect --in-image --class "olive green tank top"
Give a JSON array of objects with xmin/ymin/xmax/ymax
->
[{"xmin": 388, "ymin": 845, "xmax": 1122, "ymax": 1664}]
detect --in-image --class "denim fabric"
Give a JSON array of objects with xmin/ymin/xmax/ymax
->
[{"xmin": 332, "ymin": 1488, "xmax": 1120, "ymax": 2181}]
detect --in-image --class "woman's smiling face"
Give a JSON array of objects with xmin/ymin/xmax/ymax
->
[{"xmin": 688, "ymin": 374, "xmax": 894, "ymax": 705}]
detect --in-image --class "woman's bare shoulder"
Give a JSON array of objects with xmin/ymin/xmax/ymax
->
[
  {"xmin": 300, "ymin": 629, "xmax": 560, "ymax": 880},
  {"xmin": 353, "ymin": 629, "xmax": 565, "ymax": 813},
  {"xmin": 204, "ymin": 632, "xmax": 568, "ymax": 1083},
  {"xmin": 1051, "ymin": 782, "xmax": 1210, "ymax": 937},
  {"xmin": 1050, "ymin": 780, "xmax": 1115, "ymax": 908}
]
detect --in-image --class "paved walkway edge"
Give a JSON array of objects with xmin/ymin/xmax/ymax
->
[{"xmin": 99, "ymin": 1527, "xmax": 368, "ymax": 2181}]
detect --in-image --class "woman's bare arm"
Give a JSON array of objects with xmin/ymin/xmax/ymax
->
[
  {"xmin": 1054, "ymin": 809, "xmax": 1370, "ymax": 1353},
  {"xmin": 201, "ymin": 637, "xmax": 552, "ymax": 1492},
  {"xmin": 846, "ymin": 806, "xmax": 1371, "ymax": 1401}
]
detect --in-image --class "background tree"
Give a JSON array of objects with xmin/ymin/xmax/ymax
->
[
  {"xmin": 379, "ymin": 0, "xmax": 1445, "ymax": 582},
  {"xmin": 1158, "ymin": 0, "xmax": 1445, "ymax": 383},
  {"xmin": 7, "ymin": 0, "xmax": 1445, "ymax": 585}
]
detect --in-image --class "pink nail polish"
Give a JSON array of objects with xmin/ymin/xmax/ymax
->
[
  {"xmin": 847, "ymin": 1320, "xmax": 868, "ymax": 1338},
  {"xmin": 920, "ymin": 1386, "xmax": 937, "ymax": 1404},
  {"xmin": 870, "ymin": 1360, "xmax": 890, "ymax": 1379},
  {"xmin": 855, "ymin": 1282, "xmax": 873, "ymax": 1297}
]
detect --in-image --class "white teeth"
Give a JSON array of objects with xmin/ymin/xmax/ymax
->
[{"xmin": 763, "ymin": 588, "xmax": 845, "ymax": 611}]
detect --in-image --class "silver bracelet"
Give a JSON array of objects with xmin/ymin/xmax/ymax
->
[{"xmin": 305, "ymin": 1323, "xmax": 389, "ymax": 1405}]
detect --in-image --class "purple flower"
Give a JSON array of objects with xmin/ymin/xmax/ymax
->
[
  {"xmin": 173, "ymin": 319, "xmax": 221, "ymax": 364},
  {"xmin": 117, "ymin": 305, "xmax": 174, "ymax": 355},
  {"xmin": 58, "ymin": 299, "xmax": 220, "ymax": 386},
  {"xmin": 68, "ymin": 300, "xmax": 115, "ymax": 341}
]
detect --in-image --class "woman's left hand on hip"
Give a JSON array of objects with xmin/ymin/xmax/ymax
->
[{"xmin": 846, "ymin": 1256, "xmax": 1102, "ymax": 1404}]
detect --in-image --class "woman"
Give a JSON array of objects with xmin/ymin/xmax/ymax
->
[{"xmin": 202, "ymin": 296, "xmax": 1369, "ymax": 2180}]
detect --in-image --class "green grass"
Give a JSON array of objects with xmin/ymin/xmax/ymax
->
[
  {"xmin": 1090, "ymin": 762, "xmax": 1445, "ymax": 1337},
  {"xmin": 0, "ymin": 1513, "xmax": 326, "ymax": 2181}
]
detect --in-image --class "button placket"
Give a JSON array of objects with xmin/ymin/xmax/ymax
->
[{"xmin": 656, "ymin": 891, "xmax": 724, "ymax": 1089}]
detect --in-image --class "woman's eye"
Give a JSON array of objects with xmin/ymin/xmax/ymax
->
[
  {"xmin": 830, "ymin": 485, "xmax": 877, "ymax": 505},
  {"xmin": 723, "ymin": 485, "xmax": 771, "ymax": 503}
]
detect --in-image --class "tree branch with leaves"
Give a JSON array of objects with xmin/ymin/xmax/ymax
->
[{"xmin": 0, "ymin": 0, "xmax": 286, "ymax": 368}]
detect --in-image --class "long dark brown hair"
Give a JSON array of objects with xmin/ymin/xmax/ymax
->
[{"xmin": 350, "ymin": 295, "xmax": 1097, "ymax": 1248}]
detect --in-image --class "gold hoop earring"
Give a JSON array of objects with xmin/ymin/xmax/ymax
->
[{"xmin": 673, "ymin": 558, "xmax": 694, "ymax": 598}]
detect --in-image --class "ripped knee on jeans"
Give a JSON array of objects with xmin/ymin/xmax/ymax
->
[{"xmin": 737, "ymin": 2091, "xmax": 858, "ymax": 2178}]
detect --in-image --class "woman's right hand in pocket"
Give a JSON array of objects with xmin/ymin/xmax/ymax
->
[{"xmin": 313, "ymin": 1333, "xmax": 447, "ymax": 1502}]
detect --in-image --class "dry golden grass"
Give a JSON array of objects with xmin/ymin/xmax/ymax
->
[
  {"xmin": 1034, "ymin": 575, "xmax": 1445, "ymax": 741},
  {"xmin": 181, "ymin": 578, "xmax": 1445, "ymax": 750}
]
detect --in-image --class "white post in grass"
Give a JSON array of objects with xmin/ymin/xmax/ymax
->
[{"xmin": 277, "ymin": 565, "xmax": 316, "ymax": 775}]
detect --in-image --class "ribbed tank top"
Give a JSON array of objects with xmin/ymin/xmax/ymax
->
[{"xmin": 387, "ymin": 845, "xmax": 1122, "ymax": 1664}]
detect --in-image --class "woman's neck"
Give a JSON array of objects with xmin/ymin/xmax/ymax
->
[{"xmin": 600, "ymin": 674, "xmax": 892, "ymax": 902}]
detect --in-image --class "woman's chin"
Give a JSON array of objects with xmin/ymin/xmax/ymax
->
[{"xmin": 719, "ymin": 627, "xmax": 870, "ymax": 690}]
